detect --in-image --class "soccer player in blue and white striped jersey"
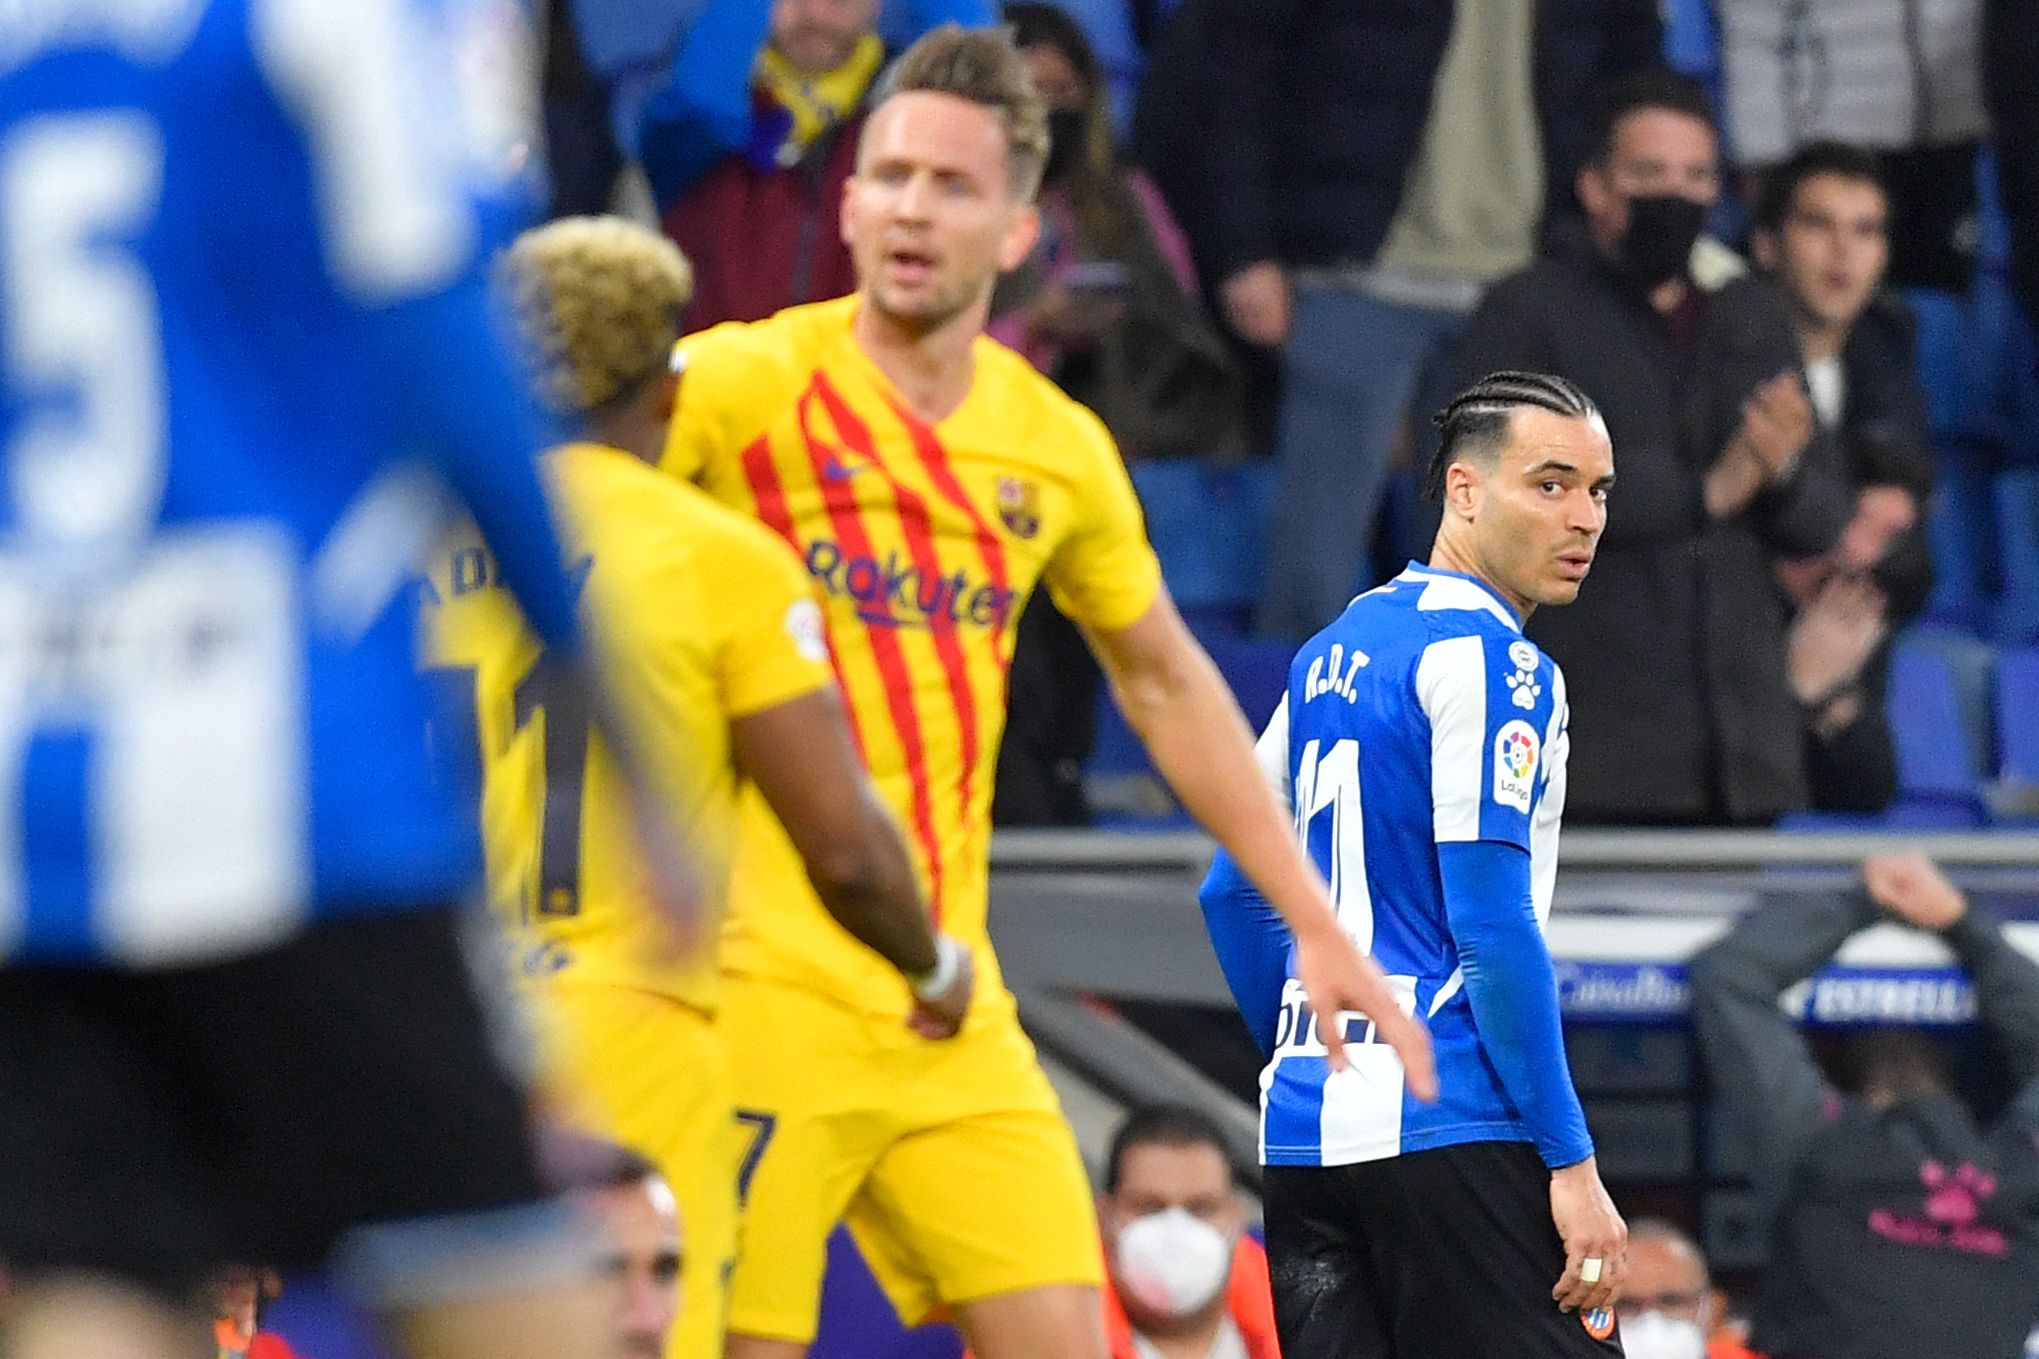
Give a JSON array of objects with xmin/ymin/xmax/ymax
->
[
  {"xmin": 1201, "ymin": 372, "xmax": 1630, "ymax": 1358},
  {"xmin": 0, "ymin": 4, "xmax": 691, "ymax": 1358}
]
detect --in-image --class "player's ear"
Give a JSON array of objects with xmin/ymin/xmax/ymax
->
[
  {"xmin": 997, "ymin": 201, "xmax": 1041, "ymax": 274},
  {"xmin": 1444, "ymin": 460, "xmax": 1481, "ymax": 519}
]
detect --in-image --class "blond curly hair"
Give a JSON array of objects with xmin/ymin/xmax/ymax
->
[{"xmin": 502, "ymin": 216, "xmax": 695, "ymax": 414}]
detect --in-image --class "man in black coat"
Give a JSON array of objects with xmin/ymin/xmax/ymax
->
[
  {"xmin": 1691, "ymin": 855, "xmax": 2039, "ymax": 1359},
  {"xmin": 1454, "ymin": 71, "xmax": 1852, "ymax": 825}
]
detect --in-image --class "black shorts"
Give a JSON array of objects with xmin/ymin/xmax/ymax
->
[
  {"xmin": 1264, "ymin": 1141, "xmax": 1625, "ymax": 1359},
  {"xmin": 0, "ymin": 909, "xmax": 546, "ymax": 1297}
]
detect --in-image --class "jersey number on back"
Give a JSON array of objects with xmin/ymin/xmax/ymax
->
[
  {"xmin": 1294, "ymin": 737, "xmax": 1375, "ymax": 954},
  {"xmin": 2, "ymin": 113, "xmax": 166, "ymax": 546},
  {"xmin": 426, "ymin": 659, "xmax": 589, "ymax": 918}
]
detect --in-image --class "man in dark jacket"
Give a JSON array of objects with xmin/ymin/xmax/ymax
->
[
  {"xmin": 1454, "ymin": 71, "xmax": 1852, "ymax": 824},
  {"xmin": 1691, "ymin": 854, "xmax": 2039, "ymax": 1359},
  {"xmin": 1752, "ymin": 142, "xmax": 1937, "ymax": 814},
  {"xmin": 1137, "ymin": 0, "xmax": 1661, "ymax": 638}
]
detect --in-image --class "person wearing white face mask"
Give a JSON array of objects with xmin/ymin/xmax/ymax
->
[
  {"xmin": 1619, "ymin": 1220, "xmax": 1759, "ymax": 1359},
  {"xmin": 1098, "ymin": 1107, "xmax": 1277, "ymax": 1359}
]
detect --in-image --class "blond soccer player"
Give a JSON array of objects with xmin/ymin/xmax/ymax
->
[
  {"xmin": 422, "ymin": 218, "xmax": 974, "ymax": 1359},
  {"xmin": 661, "ymin": 27, "xmax": 1438, "ymax": 1359}
]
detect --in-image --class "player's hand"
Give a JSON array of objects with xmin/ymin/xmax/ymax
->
[
  {"xmin": 1865, "ymin": 852, "xmax": 1967, "ymax": 932},
  {"xmin": 1292, "ymin": 923, "xmax": 1437, "ymax": 1101},
  {"xmin": 906, "ymin": 939, "xmax": 975, "ymax": 1040},
  {"xmin": 1735, "ymin": 371, "xmax": 1814, "ymax": 482},
  {"xmin": 1549, "ymin": 1156, "xmax": 1626, "ymax": 1315},
  {"xmin": 1220, "ymin": 261, "xmax": 1291, "ymax": 347}
]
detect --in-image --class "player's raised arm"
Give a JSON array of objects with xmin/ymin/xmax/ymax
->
[
  {"xmin": 732, "ymin": 688, "xmax": 974, "ymax": 1038},
  {"xmin": 1084, "ymin": 592, "xmax": 1435, "ymax": 1096}
]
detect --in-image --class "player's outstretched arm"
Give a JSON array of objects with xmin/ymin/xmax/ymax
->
[
  {"xmin": 731, "ymin": 689, "xmax": 973, "ymax": 1038},
  {"xmin": 1085, "ymin": 592, "xmax": 1435, "ymax": 1096}
]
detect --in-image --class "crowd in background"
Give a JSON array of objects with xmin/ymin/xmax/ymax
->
[
  {"xmin": 511, "ymin": 11, "xmax": 2039, "ymax": 1348},
  {"xmin": 534, "ymin": 0, "xmax": 2039, "ymax": 835}
]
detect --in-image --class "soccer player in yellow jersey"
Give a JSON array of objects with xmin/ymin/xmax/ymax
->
[
  {"xmin": 662, "ymin": 27, "xmax": 1439, "ymax": 1359},
  {"xmin": 422, "ymin": 217, "xmax": 975, "ymax": 1359}
]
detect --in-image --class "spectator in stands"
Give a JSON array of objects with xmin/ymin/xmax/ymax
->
[
  {"xmin": 648, "ymin": 0, "xmax": 994, "ymax": 332},
  {"xmin": 1619, "ymin": 1219, "xmax": 1762, "ymax": 1359},
  {"xmin": 1751, "ymin": 142, "xmax": 1936, "ymax": 815},
  {"xmin": 1139, "ymin": 0, "xmax": 1660, "ymax": 638},
  {"xmin": 1691, "ymin": 853, "xmax": 2039, "ymax": 1359},
  {"xmin": 1717, "ymin": 0, "xmax": 1989, "ymax": 292},
  {"xmin": 991, "ymin": 3, "xmax": 1240, "ymax": 463},
  {"xmin": 1097, "ymin": 1106, "xmax": 1277, "ymax": 1359},
  {"xmin": 1454, "ymin": 70, "xmax": 1852, "ymax": 825},
  {"xmin": 578, "ymin": 1148, "xmax": 684, "ymax": 1359}
]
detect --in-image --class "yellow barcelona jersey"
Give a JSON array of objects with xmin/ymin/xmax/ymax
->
[
  {"xmin": 420, "ymin": 441, "xmax": 832, "ymax": 1012},
  {"xmin": 663, "ymin": 296, "xmax": 1164, "ymax": 1019}
]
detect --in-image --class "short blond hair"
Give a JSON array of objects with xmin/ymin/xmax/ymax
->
[
  {"xmin": 502, "ymin": 216, "xmax": 694, "ymax": 414},
  {"xmin": 875, "ymin": 23, "xmax": 1050, "ymax": 199}
]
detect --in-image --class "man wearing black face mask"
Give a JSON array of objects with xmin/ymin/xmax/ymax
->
[{"xmin": 1452, "ymin": 69, "xmax": 1852, "ymax": 826}]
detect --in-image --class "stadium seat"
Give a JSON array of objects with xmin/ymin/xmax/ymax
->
[
  {"xmin": 1886, "ymin": 639, "xmax": 1988, "ymax": 817},
  {"xmin": 1128, "ymin": 460, "xmax": 1275, "ymax": 615},
  {"xmin": 1994, "ymin": 470, "xmax": 2039, "ymax": 643},
  {"xmin": 1997, "ymin": 648, "xmax": 2039, "ymax": 778},
  {"xmin": 1923, "ymin": 442, "xmax": 1998, "ymax": 632}
]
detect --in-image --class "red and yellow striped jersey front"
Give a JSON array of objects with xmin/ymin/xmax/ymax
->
[{"xmin": 664, "ymin": 297, "xmax": 1163, "ymax": 1019}]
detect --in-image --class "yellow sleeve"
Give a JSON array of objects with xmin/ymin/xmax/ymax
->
[
  {"xmin": 1042, "ymin": 404, "xmax": 1165, "ymax": 634},
  {"xmin": 701, "ymin": 517, "xmax": 835, "ymax": 719},
  {"xmin": 661, "ymin": 322, "xmax": 786, "ymax": 486}
]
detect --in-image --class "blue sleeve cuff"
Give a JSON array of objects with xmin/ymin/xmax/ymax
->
[
  {"xmin": 1437, "ymin": 840, "xmax": 1592, "ymax": 1169},
  {"xmin": 1197, "ymin": 849, "xmax": 1291, "ymax": 1058}
]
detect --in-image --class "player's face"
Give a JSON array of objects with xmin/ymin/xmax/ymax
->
[
  {"xmin": 844, "ymin": 92, "xmax": 1040, "ymax": 333},
  {"xmin": 1761, "ymin": 174, "xmax": 1889, "ymax": 334},
  {"xmin": 590, "ymin": 1179, "xmax": 683, "ymax": 1359},
  {"xmin": 1464, "ymin": 408, "xmax": 1614, "ymax": 611}
]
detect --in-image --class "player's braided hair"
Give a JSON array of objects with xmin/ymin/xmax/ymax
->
[
  {"xmin": 502, "ymin": 216, "xmax": 694, "ymax": 415},
  {"xmin": 874, "ymin": 23, "xmax": 1051, "ymax": 200},
  {"xmin": 1423, "ymin": 371, "xmax": 1600, "ymax": 501}
]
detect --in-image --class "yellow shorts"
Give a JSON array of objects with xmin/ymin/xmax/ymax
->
[
  {"xmin": 537, "ymin": 982, "xmax": 740, "ymax": 1359},
  {"xmin": 717, "ymin": 973, "xmax": 1102, "ymax": 1344}
]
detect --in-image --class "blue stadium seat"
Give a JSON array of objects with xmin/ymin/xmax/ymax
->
[
  {"xmin": 1886, "ymin": 639, "xmax": 1988, "ymax": 816},
  {"xmin": 1924, "ymin": 442, "xmax": 1998, "ymax": 632},
  {"xmin": 1996, "ymin": 647, "xmax": 2039, "ymax": 787},
  {"xmin": 1995, "ymin": 470, "xmax": 2039, "ymax": 643},
  {"xmin": 1128, "ymin": 460, "xmax": 1275, "ymax": 616}
]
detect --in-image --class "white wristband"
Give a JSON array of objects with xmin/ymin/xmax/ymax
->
[{"xmin": 910, "ymin": 934, "xmax": 962, "ymax": 1001}]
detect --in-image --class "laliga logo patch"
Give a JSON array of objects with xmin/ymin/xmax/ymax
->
[
  {"xmin": 1581, "ymin": 1306, "xmax": 1617, "ymax": 1341},
  {"xmin": 1505, "ymin": 639, "xmax": 1542, "ymax": 711},
  {"xmin": 1493, "ymin": 719, "xmax": 1539, "ymax": 812},
  {"xmin": 996, "ymin": 476, "xmax": 1041, "ymax": 539},
  {"xmin": 783, "ymin": 599, "xmax": 830, "ymax": 663}
]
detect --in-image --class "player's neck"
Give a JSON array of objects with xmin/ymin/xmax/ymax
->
[
  {"xmin": 852, "ymin": 293, "xmax": 984, "ymax": 424},
  {"xmin": 1427, "ymin": 536, "xmax": 1532, "ymax": 623}
]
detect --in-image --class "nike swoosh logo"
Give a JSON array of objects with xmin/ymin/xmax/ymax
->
[{"xmin": 822, "ymin": 460, "xmax": 873, "ymax": 482}]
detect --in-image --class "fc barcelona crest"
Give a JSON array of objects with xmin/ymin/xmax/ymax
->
[{"xmin": 996, "ymin": 476, "xmax": 1041, "ymax": 539}]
